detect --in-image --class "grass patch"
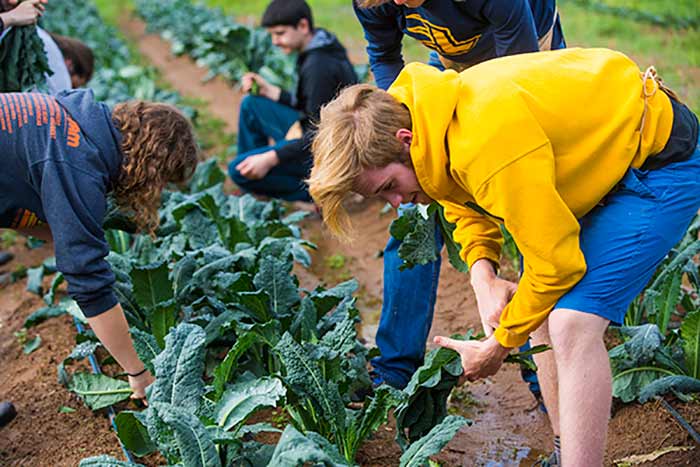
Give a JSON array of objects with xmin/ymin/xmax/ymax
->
[
  {"xmin": 91, "ymin": 0, "xmax": 135, "ymax": 27},
  {"xmin": 560, "ymin": 0, "xmax": 700, "ymax": 112},
  {"xmin": 204, "ymin": 0, "xmax": 698, "ymax": 112}
]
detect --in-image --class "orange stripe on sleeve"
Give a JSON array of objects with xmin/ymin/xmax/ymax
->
[{"xmin": 0, "ymin": 95, "xmax": 13, "ymax": 134}]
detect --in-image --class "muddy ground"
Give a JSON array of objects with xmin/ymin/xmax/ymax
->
[{"xmin": 1, "ymin": 12, "xmax": 699, "ymax": 467}]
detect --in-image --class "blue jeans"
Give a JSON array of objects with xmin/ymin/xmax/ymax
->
[
  {"xmin": 229, "ymin": 95, "xmax": 311, "ymax": 202},
  {"xmin": 372, "ymin": 205, "xmax": 444, "ymax": 388},
  {"xmin": 373, "ymin": 208, "xmax": 542, "ymax": 394}
]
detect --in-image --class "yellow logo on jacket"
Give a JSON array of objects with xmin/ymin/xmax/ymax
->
[{"xmin": 405, "ymin": 14, "xmax": 481, "ymax": 56}]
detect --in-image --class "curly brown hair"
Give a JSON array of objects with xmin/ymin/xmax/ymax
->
[{"xmin": 112, "ymin": 101, "xmax": 199, "ymax": 235}]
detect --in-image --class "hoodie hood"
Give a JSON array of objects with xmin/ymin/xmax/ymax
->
[
  {"xmin": 387, "ymin": 63, "xmax": 464, "ymax": 203},
  {"xmin": 55, "ymin": 89, "xmax": 123, "ymax": 185},
  {"xmin": 301, "ymin": 28, "xmax": 349, "ymax": 61}
]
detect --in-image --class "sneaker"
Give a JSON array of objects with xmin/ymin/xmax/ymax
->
[
  {"xmin": 0, "ymin": 251, "xmax": 13, "ymax": 266},
  {"xmin": 0, "ymin": 402, "xmax": 17, "ymax": 428},
  {"xmin": 532, "ymin": 452, "xmax": 559, "ymax": 467}
]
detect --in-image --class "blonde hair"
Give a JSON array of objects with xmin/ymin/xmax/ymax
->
[
  {"xmin": 112, "ymin": 102, "xmax": 200, "ymax": 235},
  {"xmin": 308, "ymin": 83, "xmax": 411, "ymax": 238}
]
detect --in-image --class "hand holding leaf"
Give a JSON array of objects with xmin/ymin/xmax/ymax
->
[{"xmin": 433, "ymin": 334, "xmax": 510, "ymax": 383}]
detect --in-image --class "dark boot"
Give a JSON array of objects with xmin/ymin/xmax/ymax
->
[
  {"xmin": 0, "ymin": 251, "xmax": 13, "ymax": 266},
  {"xmin": 0, "ymin": 402, "xmax": 17, "ymax": 427}
]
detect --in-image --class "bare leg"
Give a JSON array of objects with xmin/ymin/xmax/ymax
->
[
  {"xmin": 549, "ymin": 308, "xmax": 610, "ymax": 467},
  {"xmin": 531, "ymin": 320, "xmax": 559, "ymax": 437}
]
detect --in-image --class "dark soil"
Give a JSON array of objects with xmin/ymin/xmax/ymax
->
[{"xmin": 0, "ymin": 240, "xmax": 124, "ymax": 466}]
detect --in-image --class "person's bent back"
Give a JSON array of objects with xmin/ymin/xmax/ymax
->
[{"xmin": 0, "ymin": 88, "xmax": 199, "ymax": 400}]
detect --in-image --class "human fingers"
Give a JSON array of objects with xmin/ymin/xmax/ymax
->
[
  {"xmin": 433, "ymin": 335, "xmax": 466, "ymax": 353},
  {"xmin": 128, "ymin": 371, "xmax": 154, "ymax": 405}
]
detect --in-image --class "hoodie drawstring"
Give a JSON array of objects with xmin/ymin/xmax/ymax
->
[{"xmin": 639, "ymin": 66, "xmax": 680, "ymax": 134}]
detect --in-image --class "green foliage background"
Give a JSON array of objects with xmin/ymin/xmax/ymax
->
[{"xmin": 92, "ymin": 0, "xmax": 699, "ymax": 112}]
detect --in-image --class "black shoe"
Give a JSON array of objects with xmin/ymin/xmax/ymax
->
[
  {"xmin": 0, "ymin": 251, "xmax": 13, "ymax": 266},
  {"xmin": 0, "ymin": 402, "xmax": 17, "ymax": 427},
  {"xmin": 533, "ymin": 452, "xmax": 559, "ymax": 467}
]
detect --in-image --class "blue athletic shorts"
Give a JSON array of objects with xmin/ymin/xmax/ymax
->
[{"xmin": 555, "ymin": 135, "xmax": 700, "ymax": 324}]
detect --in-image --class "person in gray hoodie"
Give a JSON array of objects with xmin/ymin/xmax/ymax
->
[
  {"xmin": 229, "ymin": 0, "xmax": 357, "ymax": 202},
  {"xmin": 0, "ymin": 89, "xmax": 199, "ymax": 400}
]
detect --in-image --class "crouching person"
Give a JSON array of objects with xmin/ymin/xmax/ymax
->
[
  {"xmin": 229, "ymin": 0, "xmax": 357, "ymax": 201},
  {"xmin": 308, "ymin": 48, "xmax": 699, "ymax": 466},
  {"xmin": 0, "ymin": 89, "xmax": 199, "ymax": 400}
]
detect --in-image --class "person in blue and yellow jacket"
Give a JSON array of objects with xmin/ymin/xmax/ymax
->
[
  {"xmin": 0, "ymin": 89, "xmax": 199, "ymax": 402},
  {"xmin": 308, "ymin": 48, "xmax": 699, "ymax": 466},
  {"xmin": 354, "ymin": 0, "xmax": 565, "ymax": 398},
  {"xmin": 355, "ymin": 0, "xmax": 564, "ymax": 87}
]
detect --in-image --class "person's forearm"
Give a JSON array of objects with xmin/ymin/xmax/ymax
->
[
  {"xmin": 470, "ymin": 258, "xmax": 497, "ymax": 286},
  {"xmin": 264, "ymin": 84, "xmax": 281, "ymax": 102},
  {"xmin": 87, "ymin": 303, "xmax": 145, "ymax": 374}
]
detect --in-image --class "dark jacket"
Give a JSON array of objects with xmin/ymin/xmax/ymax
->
[
  {"xmin": 354, "ymin": 0, "xmax": 564, "ymax": 90},
  {"xmin": 275, "ymin": 28, "xmax": 358, "ymax": 162},
  {"xmin": 0, "ymin": 89, "xmax": 122, "ymax": 317}
]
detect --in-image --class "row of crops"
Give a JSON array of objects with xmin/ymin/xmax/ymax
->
[
  {"xmin": 133, "ymin": 0, "xmax": 296, "ymax": 90},
  {"xmin": 133, "ymin": 0, "xmax": 369, "ymax": 92},
  {"xmin": 14, "ymin": 1, "xmax": 474, "ymax": 466}
]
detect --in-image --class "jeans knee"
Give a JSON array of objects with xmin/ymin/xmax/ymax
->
[{"xmin": 239, "ymin": 95, "xmax": 258, "ymax": 113}]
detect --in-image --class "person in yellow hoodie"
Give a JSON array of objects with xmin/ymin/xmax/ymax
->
[{"xmin": 308, "ymin": 47, "xmax": 699, "ymax": 466}]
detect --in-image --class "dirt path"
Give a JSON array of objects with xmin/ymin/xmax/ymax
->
[
  {"xmin": 0, "ymin": 241, "xmax": 124, "ymax": 466},
  {"xmin": 118, "ymin": 15, "xmax": 244, "ymax": 134}
]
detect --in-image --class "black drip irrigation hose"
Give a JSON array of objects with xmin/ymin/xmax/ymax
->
[
  {"xmin": 657, "ymin": 397, "xmax": 700, "ymax": 445},
  {"xmin": 73, "ymin": 317, "xmax": 136, "ymax": 464}
]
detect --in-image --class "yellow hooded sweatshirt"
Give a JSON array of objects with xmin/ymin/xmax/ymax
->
[{"xmin": 387, "ymin": 48, "xmax": 674, "ymax": 348}]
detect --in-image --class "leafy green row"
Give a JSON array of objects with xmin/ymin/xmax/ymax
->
[
  {"xmin": 39, "ymin": 0, "xmax": 196, "ymax": 118},
  {"xmin": 24, "ymin": 1, "xmax": 474, "ymax": 462},
  {"xmin": 23, "ymin": 160, "xmax": 465, "ymax": 466},
  {"xmin": 134, "ymin": 0, "xmax": 296, "ymax": 89}
]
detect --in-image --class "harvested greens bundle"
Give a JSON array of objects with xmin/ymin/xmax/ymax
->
[{"xmin": 0, "ymin": 23, "xmax": 51, "ymax": 91}]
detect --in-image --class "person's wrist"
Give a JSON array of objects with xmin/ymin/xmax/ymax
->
[
  {"xmin": 487, "ymin": 334, "xmax": 510, "ymax": 360},
  {"xmin": 126, "ymin": 367, "xmax": 148, "ymax": 377},
  {"xmin": 0, "ymin": 12, "xmax": 13, "ymax": 28},
  {"xmin": 268, "ymin": 85, "xmax": 281, "ymax": 102},
  {"xmin": 266, "ymin": 150, "xmax": 279, "ymax": 166}
]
